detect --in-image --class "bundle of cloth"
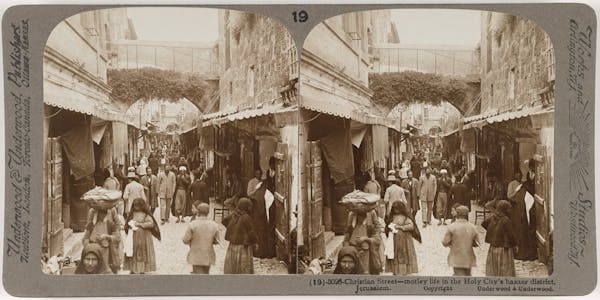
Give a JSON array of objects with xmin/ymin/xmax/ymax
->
[{"xmin": 340, "ymin": 190, "xmax": 380, "ymax": 213}]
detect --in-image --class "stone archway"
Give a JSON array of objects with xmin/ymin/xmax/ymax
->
[
  {"xmin": 107, "ymin": 67, "xmax": 217, "ymax": 113},
  {"xmin": 369, "ymin": 71, "xmax": 480, "ymax": 117}
]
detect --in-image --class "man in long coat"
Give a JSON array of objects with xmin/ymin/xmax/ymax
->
[
  {"xmin": 401, "ymin": 170, "xmax": 420, "ymax": 219},
  {"xmin": 384, "ymin": 174, "xmax": 406, "ymax": 218},
  {"xmin": 419, "ymin": 167, "xmax": 437, "ymax": 227},
  {"xmin": 158, "ymin": 165, "xmax": 177, "ymax": 224}
]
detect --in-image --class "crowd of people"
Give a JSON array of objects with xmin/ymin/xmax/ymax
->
[
  {"xmin": 76, "ymin": 146, "xmax": 281, "ymax": 275},
  {"xmin": 334, "ymin": 151, "xmax": 540, "ymax": 278}
]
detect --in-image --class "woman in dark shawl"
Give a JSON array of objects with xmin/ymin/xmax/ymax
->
[
  {"xmin": 333, "ymin": 246, "xmax": 364, "ymax": 274},
  {"xmin": 250, "ymin": 180, "xmax": 277, "ymax": 259},
  {"xmin": 482, "ymin": 200, "xmax": 517, "ymax": 276},
  {"xmin": 508, "ymin": 185, "xmax": 538, "ymax": 261},
  {"xmin": 75, "ymin": 243, "xmax": 112, "ymax": 274},
  {"xmin": 124, "ymin": 198, "xmax": 161, "ymax": 274},
  {"xmin": 385, "ymin": 201, "xmax": 420, "ymax": 275},
  {"xmin": 223, "ymin": 197, "xmax": 258, "ymax": 274}
]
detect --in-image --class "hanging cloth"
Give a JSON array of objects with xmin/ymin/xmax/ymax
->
[
  {"xmin": 320, "ymin": 125, "xmax": 355, "ymax": 184},
  {"xmin": 372, "ymin": 125, "xmax": 389, "ymax": 163},
  {"xmin": 61, "ymin": 122, "xmax": 95, "ymax": 180}
]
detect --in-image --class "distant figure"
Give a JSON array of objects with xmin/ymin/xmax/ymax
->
[
  {"xmin": 158, "ymin": 165, "xmax": 176, "ymax": 224},
  {"xmin": 434, "ymin": 169, "xmax": 452, "ymax": 225},
  {"xmin": 442, "ymin": 206, "xmax": 479, "ymax": 276},
  {"xmin": 190, "ymin": 170, "xmax": 210, "ymax": 205},
  {"xmin": 418, "ymin": 168, "xmax": 437, "ymax": 227},
  {"xmin": 173, "ymin": 166, "xmax": 191, "ymax": 223},
  {"xmin": 450, "ymin": 177, "xmax": 471, "ymax": 212},
  {"xmin": 401, "ymin": 170, "xmax": 420, "ymax": 219}
]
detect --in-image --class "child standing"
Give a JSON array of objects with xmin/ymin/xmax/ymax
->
[
  {"xmin": 124, "ymin": 198, "xmax": 161, "ymax": 274},
  {"xmin": 384, "ymin": 201, "xmax": 420, "ymax": 275},
  {"xmin": 442, "ymin": 205, "xmax": 479, "ymax": 276},
  {"xmin": 182, "ymin": 202, "xmax": 221, "ymax": 274},
  {"xmin": 482, "ymin": 200, "xmax": 517, "ymax": 276}
]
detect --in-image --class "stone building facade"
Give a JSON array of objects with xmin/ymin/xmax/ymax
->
[
  {"xmin": 201, "ymin": 10, "xmax": 299, "ymax": 267},
  {"xmin": 479, "ymin": 12, "xmax": 554, "ymax": 114},
  {"xmin": 43, "ymin": 8, "xmax": 134, "ymax": 256},
  {"xmin": 217, "ymin": 10, "xmax": 296, "ymax": 111},
  {"xmin": 464, "ymin": 11, "xmax": 555, "ymax": 265}
]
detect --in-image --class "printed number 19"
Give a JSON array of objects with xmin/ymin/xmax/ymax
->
[{"xmin": 293, "ymin": 10, "xmax": 308, "ymax": 23}]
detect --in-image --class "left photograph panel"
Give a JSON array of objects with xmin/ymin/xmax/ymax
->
[{"xmin": 42, "ymin": 7, "xmax": 299, "ymax": 275}]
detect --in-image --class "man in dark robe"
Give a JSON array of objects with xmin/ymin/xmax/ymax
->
[
  {"xmin": 148, "ymin": 152, "xmax": 159, "ymax": 176},
  {"xmin": 451, "ymin": 177, "xmax": 471, "ymax": 212},
  {"xmin": 508, "ymin": 185, "xmax": 538, "ymax": 261},
  {"xmin": 250, "ymin": 180, "xmax": 277, "ymax": 259}
]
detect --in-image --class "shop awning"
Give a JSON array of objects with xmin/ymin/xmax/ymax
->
[
  {"xmin": 463, "ymin": 108, "xmax": 499, "ymax": 123},
  {"xmin": 462, "ymin": 106, "xmax": 554, "ymax": 129},
  {"xmin": 202, "ymin": 103, "xmax": 297, "ymax": 127},
  {"xmin": 486, "ymin": 106, "xmax": 554, "ymax": 124},
  {"xmin": 301, "ymin": 96, "xmax": 398, "ymax": 127},
  {"xmin": 442, "ymin": 128, "xmax": 460, "ymax": 137},
  {"xmin": 45, "ymin": 96, "xmax": 125, "ymax": 123}
]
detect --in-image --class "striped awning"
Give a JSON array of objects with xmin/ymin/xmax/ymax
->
[
  {"xmin": 463, "ymin": 106, "xmax": 553, "ymax": 129},
  {"xmin": 202, "ymin": 103, "xmax": 297, "ymax": 127},
  {"xmin": 300, "ymin": 95, "xmax": 398, "ymax": 127}
]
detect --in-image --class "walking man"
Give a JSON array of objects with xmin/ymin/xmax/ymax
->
[
  {"xmin": 174, "ymin": 166, "xmax": 191, "ymax": 223},
  {"xmin": 401, "ymin": 170, "xmax": 420, "ymax": 219},
  {"xmin": 384, "ymin": 174, "xmax": 407, "ymax": 218},
  {"xmin": 158, "ymin": 165, "xmax": 176, "ymax": 224},
  {"xmin": 419, "ymin": 167, "xmax": 437, "ymax": 228},
  {"xmin": 436, "ymin": 169, "xmax": 452, "ymax": 225},
  {"xmin": 442, "ymin": 206, "xmax": 479, "ymax": 276}
]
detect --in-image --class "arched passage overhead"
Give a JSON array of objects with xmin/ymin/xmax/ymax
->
[
  {"xmin": 125, "ymin": 98, "xmax": 201, "ymax": 132},
  {"xmin": 107, "ymin": 67, "xmax": 217, "ymax": 113},
  {"xmin": 369, "ymin": 71, "xmax": 480, "ymax": 116}
]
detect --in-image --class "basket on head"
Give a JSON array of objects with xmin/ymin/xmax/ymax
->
[
  {"xmin": 86, "ymin": 199, "xmax": 119, "ymax": 210},
  {"xmin": 339, "ymin": 190, "xmax": 380, "ymax": 214},
  {"xmin": 341, "ymin": 201, "xmax": 378, "ymax": 214}
]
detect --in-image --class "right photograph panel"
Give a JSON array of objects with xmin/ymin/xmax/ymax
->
[{"xmin": 298, "ymin": 9, "xmax": 554, "ymax": 277}]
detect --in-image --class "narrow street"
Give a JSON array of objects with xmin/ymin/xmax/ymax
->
[
  {"xmin": 380, "ymin": 204, "xmax": 548, "ymax": 277},
  {"xmin": 124, "ymin": 200, "xmax": 287, "ymax": 275}
]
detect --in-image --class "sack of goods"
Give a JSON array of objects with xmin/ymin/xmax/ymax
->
[
  {"xmin": 340, "ymin": 190, "xmax": 380, "ymax": 213},
  {"xmin": 81, "ymin": 186, "xmax": 122, "ymax": 210}
]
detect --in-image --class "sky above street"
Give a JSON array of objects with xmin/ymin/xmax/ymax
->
[
  {"xmin": 126, "ymin": 7, "xmax": 219, "ymax": 43},
  {"xmin": 390, "ymin": 9, "xmax": 481, "ymax": 46}
]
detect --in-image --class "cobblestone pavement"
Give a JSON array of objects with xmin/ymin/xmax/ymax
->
[
  {"xmin": 379, "ymin": 205, "xmax": 548, "ymax": 277},
  {"xmin": 118, "ymin": 201, "xmax": 288, "ymax": 275}
]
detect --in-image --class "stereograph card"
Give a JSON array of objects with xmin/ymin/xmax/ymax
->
[{"xmin": 1, "ymin": 1, "xmax": 597, "ymax": 297}]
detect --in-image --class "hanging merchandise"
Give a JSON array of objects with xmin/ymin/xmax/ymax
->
[
  {"xmin": 60, "ymin": 122, "xmax": 95, "ymax": 180},
  {"xmin": 320, "ymin": 126, "xmax": 355, "ymax": 184}
]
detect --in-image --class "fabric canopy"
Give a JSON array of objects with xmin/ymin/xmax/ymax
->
[
  {"xmin": 320, "ymin": 126, "xmax": 355, "ymax": 184},
  {"xmin": 61, "ymin": 124, "xmax": 95, "ymax": 180}
]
